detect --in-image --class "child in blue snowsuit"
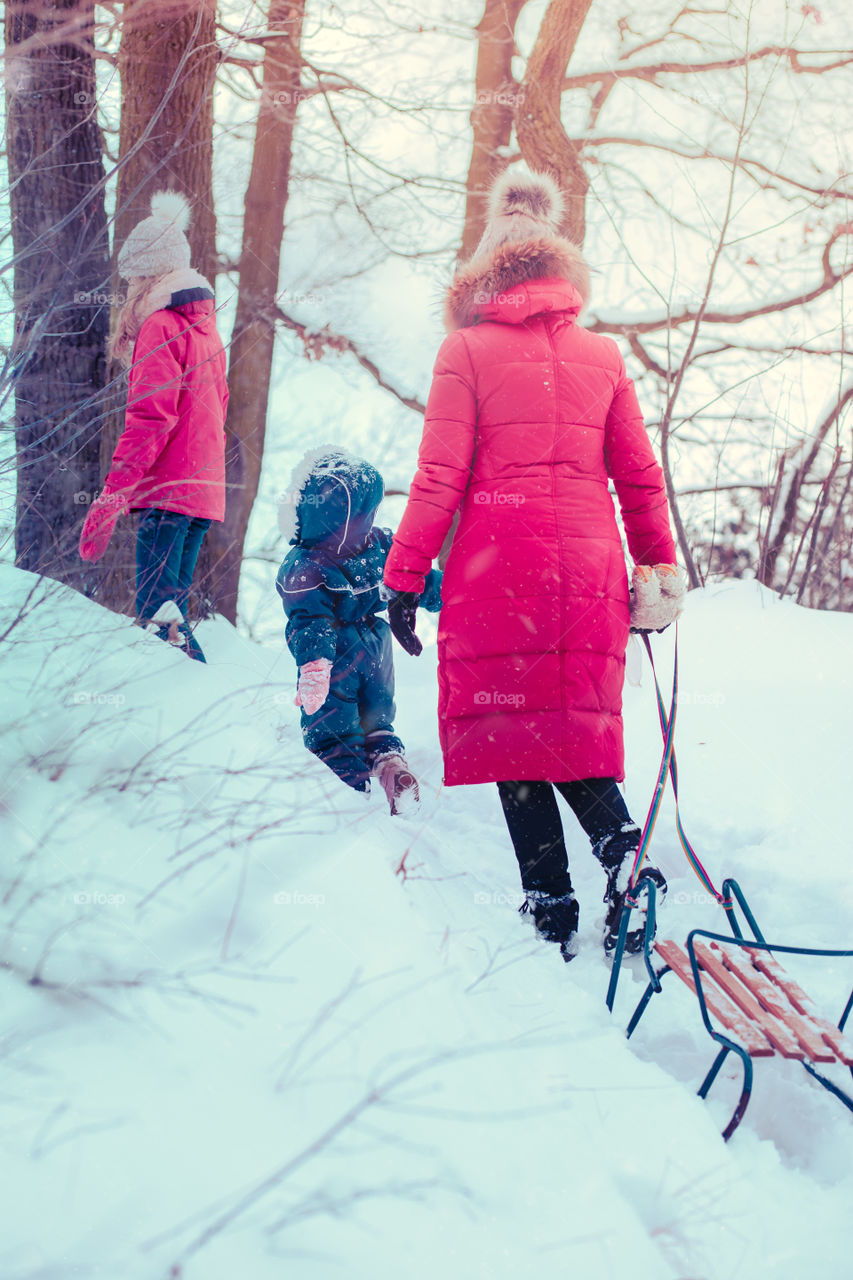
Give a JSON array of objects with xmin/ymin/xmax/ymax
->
[{"xmin": 276, "ymin": 448, "xmax": 442, "ymax": 814}]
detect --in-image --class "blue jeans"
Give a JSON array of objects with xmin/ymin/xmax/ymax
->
[{"xmin": 136, "ymin": 508, "xmax": 211, "ymax": 661}]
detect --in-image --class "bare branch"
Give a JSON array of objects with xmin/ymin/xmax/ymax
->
[
  {"xmin": 274, "ymin": 306, "xmax": 426, "ymax": 414},
  {"xmin": 563, "ymin": 45, "xmax": 853, "ymax": 91}
]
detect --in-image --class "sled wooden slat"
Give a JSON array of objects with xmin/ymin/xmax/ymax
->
[
  {"xmin": 709, "ymin": 942, "xmax": 837, "ymax": 1064},
  {"xmin": 692, "ymin": 941, "xmax": 807, "ymax": 1059},
  {"xmin": 654, "ymin": 940, "xmax": 773, "ymax": 1056},
  {"xmin": 749, "ymin": 950, "xmax": 853, "ymax": 1066},
  {"xmin": 654, "ymin": 939, "xmax": 853, "ymax": 1067}
]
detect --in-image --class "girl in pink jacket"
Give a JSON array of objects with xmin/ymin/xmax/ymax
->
[
  {"xmin": 79, "ymin": 192, "xmax": 228, "ymax": 663},
  {"xmin": 384, "ymin": 169, "xmax": 685, "ymax": 960}
]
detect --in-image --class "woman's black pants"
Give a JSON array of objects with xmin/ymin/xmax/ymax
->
[{"xmin": 496, "ymin": 778, "xmax": 639, "ymax": 898}]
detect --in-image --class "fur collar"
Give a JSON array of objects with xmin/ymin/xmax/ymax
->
[
  {"xmin": 135, "ymin": 267, "xmax": 213, "ymax": 324},
  {"xmin": 445, "ymin": 236, "xmax": 590, "ymax": 331}
]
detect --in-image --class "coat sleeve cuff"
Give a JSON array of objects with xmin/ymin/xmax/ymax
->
[{"xmin": 383, "ymin": 566, "xmax": 426, "ymax": 596}]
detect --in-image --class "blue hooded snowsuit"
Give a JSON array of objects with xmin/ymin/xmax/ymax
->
[{"xmin": 276, "ymin": 450, "xmax": 441, "ymax": 790}]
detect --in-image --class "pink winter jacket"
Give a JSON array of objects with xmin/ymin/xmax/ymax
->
[
  {"xmin": 384, "ymin": 239, "xmax": 676, "ymax": 787},
  {"xmin": 105, "ymin": 286, "xmax": 228, "ymax": 521}
]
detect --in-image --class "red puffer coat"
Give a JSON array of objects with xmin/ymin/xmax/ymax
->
[
  {"xmin": 384, "ymin": 237, "xmax": 676, "ymax": 786},
  {"xmin": 105, "ymin": 279, "xmax": 228, "ymax": 521}
]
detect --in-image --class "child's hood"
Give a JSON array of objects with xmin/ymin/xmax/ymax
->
[{"xmin": 278, "ymin": 446, "xmax": 385, "ymax": 553}]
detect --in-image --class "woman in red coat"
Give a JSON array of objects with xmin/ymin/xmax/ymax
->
[
  {"xmin": 79, "ymin": 191, "xmax": 228, "ymax": 663},
  {"xmin": 384, "ymin": 168, "xmax": 684, "ymax": 960}
]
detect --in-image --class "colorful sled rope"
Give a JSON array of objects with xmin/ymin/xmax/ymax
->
[
  {"xmin": 606, "ymin": 627, "xmax": 733, "ymax": 1012},
  {"xmin": 628, "ymin": 628, "xmax": 729, "ymax": 907}
]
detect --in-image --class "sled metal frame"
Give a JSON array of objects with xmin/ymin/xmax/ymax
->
[{"xmin": 607, "ymin": 877, "xmax": 853, "ymax": 1141}]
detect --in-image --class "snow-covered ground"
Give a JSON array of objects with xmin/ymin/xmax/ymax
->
[{"xmin": 1, "ymin": 564, "xmax": 851, "ymax": 1279}]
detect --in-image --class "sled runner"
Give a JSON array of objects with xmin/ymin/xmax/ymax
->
[{"xmin": 605, "ymin": 634, "xmax": 853, "ymax": 1140}]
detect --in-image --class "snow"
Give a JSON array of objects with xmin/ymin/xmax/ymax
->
[{"xmin": 1, "ymin": 565, "xmax": 852, "ymax": 1278}]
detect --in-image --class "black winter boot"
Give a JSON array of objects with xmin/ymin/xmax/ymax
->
[
  {"xmin": 520, "ymin": 889, "xmax": 580, "ymax": 963},
  {"xmin": 596, "ymin": 827, "xmax": 667, "ymax": 956}
]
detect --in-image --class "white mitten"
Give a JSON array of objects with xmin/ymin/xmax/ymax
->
[
  {"xmin": 629, "ymin": 564, "xmax": 686, "ymax": 633},
  {"xmin": 294, "ymin": 657, "xmax": 332, "ymax": 715}
]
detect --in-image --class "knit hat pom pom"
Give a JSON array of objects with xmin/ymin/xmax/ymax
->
[
  {"xmin": 487, "ymin": 167, "xmax": 564, "ymax": 232},
  {"xmin": 149, "ymin": 190, "xmax": 191, "ymax": 232}
]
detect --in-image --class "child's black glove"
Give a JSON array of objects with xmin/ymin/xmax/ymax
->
[{"xmin": 387, "ymin": 591, "xmax": 422, "ymax": 657}]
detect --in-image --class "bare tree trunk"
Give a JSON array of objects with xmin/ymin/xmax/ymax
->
[
  {"xmin": 659, "ymin": 414, "xmax": 701, "ymax": 587},
  {"xmin": 758, "ymin": 381, "xmax": 853, "ymax": 588},
  {"xmin": 97, "ymin": 0, "xmax": 219, "ymax": 615},
  {"xmin": 5, "ymin": 0, "xmax": 111, "ymax": 595},
  {"xmin": 114, "ymin": 0, "xmax": 217, "ymax": 279},
  {"xmin": 204, "ymin": 0, "xmax": 306, "ymax": 624},
  {"xmin": 516, "ymin": 0, "xmax": 594, "ymax": 244},
  {"xmin": 459, "ymin": 0, "xmax": 528, "ymax": 261}
]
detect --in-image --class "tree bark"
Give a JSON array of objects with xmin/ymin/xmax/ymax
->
[
  {"xmin": 758, "ymin": 382, "xmax": 853, "ymax": 588},
  {"xmin": 5, "ymin": 0, "xmax": 111, "ymax": 594},
  {"xmin": 204, "ymin": 0, "xmax": 306, "ymax": 623},
  {"xmin": 97, "ymin": 0, "xmax": 219, "ymax": 615},
  {"xmin": 459, "ymin": 0, "xmax": 528, "ymax": 262},
  {"xmin": 516, "ymin": 0, "xmax": 594, "ymax": 244},
  {"xmin": 114, "ymin": 0, "xmax": 218, "ymax": 281}
]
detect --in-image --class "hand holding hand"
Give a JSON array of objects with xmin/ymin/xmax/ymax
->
[
  {"xmin": 629, "ymin": 564, "xmax": 686, "ymax": 634},
  {"xmin": 78, "ymin": 490, "xmax": 127, "ymax": 562},
  {"xmin": 387, "ymin": 591, "xmax": 422, "ymax": 657},
  {"xmin": 295, "ymin": 657, "xmax": 333, "ymax": 715}
]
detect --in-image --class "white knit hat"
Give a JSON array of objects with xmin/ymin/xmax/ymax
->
[
  {"xmin": 473, "ymin": 166, "xmax": 565, "ymax": 259},
  {"xmin": 117, "ymin": 190, "xmax": 192, "ymax": 279}
]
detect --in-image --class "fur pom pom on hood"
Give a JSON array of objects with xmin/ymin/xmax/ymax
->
[
  {"xmin": 481, "ymin": 167, "xmax": 564, "ymax": 243},
  {"xmin": 445, "ymin": 166, "xmax": 591, "ymax": 331}
]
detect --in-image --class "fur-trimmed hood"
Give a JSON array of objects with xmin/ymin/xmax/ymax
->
[
  {"xmin": 444, "ymin": 235, "xmax": 590, "ymax": 332},
  {"xmin": 277, "ymin": 446, "xmax": 384, "ymax": 552},
  {"xmin": 134, "ymin": 267, "xmax": 214, "ymax": 325}
]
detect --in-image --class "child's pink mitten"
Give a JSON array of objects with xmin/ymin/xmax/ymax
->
[
  {"xmin": 295, "ymin": 658, "xmax": 332, "ymax": 715},
  {"xmin": 78, "ymin": 489, "xmax": 128, "ymax": 562}
]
